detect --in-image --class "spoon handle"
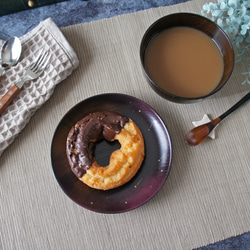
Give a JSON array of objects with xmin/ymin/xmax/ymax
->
[
  {"xmin": 185, "ymin": 92, "xmax": 250, "ymax": 146},
  {"xmin": 219, "ymin": 92, "xmax": 250, "ymax": 121}
]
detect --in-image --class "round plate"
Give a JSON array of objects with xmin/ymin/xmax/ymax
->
[{"xmin": 51, "ymin": 93, "xmax": 172, "ymax": 213}]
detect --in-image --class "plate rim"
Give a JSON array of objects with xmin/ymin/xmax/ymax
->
[{"xmin": 51, "ymin": 93, "xmax": 172, "ymax": 213}]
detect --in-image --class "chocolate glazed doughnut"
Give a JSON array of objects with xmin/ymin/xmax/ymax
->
[{"xmin": 66, "ymin": 112, "xmax": 145, "ymax": 190}]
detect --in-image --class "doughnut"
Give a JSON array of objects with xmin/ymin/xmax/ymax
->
[{"xmin": 66, "ymin": 112, "xmax": 145, "ymax": 190}]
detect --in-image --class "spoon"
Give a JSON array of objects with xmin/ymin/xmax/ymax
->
[
  {"xmin": 185, "ymin": 92, "xmax": 250, "ymax": 146},
  {"xmin": 0, "ymin": 37, "xmax": 22, "ymax": 80}
]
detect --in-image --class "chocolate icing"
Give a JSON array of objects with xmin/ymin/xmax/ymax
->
[{"xmin": 66, "ymin": 112, "xmax": 129, "ymax": 178}]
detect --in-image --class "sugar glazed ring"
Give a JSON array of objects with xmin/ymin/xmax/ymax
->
[{"xmin": 66, "ymin": 112, "xmax": 145, "ymax": 190}]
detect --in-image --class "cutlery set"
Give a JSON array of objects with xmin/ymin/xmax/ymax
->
[{"xmin": 0, "ymin": 39, "xmax": 50, "ymax": 115}]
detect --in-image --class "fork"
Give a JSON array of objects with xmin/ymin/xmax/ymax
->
[{"xmin": 0, "ymin": 50, "xmax": 51, "ymax": 115}]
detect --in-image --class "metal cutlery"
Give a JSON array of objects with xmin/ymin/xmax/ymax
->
[
  {"xmin": 0, "ymin": 50, "xmax": 51, "ymax": 115},
  {"xmin": 0, "ymin": 37, "xmax": 22, "ymax": 81}
]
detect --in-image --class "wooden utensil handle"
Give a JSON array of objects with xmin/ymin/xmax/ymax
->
[
  {"xmin": 0, "ymin": 85, "xmax": 21, "ymax": 115},
  {"xmin": 219, "ymin": 92, "xmax": 250, "ymax": 121}
]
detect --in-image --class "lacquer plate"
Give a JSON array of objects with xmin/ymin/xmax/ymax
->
[{"xmin": 51, "ymin": 93, "xmax": 172, "ymax": 213}]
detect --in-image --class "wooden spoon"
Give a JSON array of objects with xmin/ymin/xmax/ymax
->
[{"xmin": 185, "ymin": 92, "xmax": 250, "ymax": 146}]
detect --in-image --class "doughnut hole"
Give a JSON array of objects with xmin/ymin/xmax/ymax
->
[{"xmin": 94, "ymin": 140, "xmax": 121, "ymax": 167}]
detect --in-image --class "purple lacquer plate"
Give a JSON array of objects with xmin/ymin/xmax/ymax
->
[{"xmin": 51, "ymin": 93, "xmax": 172, "ymax": 213}]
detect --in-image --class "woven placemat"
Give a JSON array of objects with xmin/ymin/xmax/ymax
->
[{"xmin": 0, "ymin": 0, "xmax": 249, "ymax": 249}]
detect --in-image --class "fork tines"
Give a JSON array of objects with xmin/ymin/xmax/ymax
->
[{"xmin": 31, "ymin": 50, "xmax": 51, "ymax": 73}]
